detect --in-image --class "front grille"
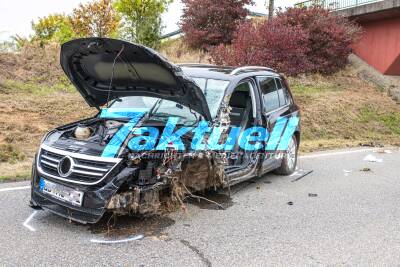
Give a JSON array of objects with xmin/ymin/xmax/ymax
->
[{"xmin": 37, "ymin": 144, "xmax": 121, "ymax": 185}]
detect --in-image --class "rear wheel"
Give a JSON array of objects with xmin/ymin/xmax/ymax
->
[{"xmin": 274, "ymin": 135, "xmax": 297, "ymax": 175}]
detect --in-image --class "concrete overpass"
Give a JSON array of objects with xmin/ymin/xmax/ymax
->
[
  {"xmin": 297, "ymin": 0, "xmax": 400, "ymax": 75},
  {"xmin": 336, "ymin": 0, "xmax": 400, "ymax": 75}
]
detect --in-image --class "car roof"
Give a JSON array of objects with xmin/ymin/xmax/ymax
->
[{"xmin": 179, "ymin": 64, "xmax": 279, "ymax": 81}]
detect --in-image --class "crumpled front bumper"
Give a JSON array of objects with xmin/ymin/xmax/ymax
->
[{"xmin": 30, "ymin": 157, "xmax": 138, "ymax": 224}]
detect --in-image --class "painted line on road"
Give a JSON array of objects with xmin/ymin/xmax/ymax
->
[
  {"xmin": 90, "ymin": 234, "xmax": 144, "ymax": 244},
  {"xmin": 0, "ymin": 185, "xmax": 30, "ymax": 193},
  {"xmin": 23, "ymin": 211, "xmax": 38, "ymax": 232},
  {"xmin": 299, "ymin": 148, "xmax": 376, "ymax": 159}
]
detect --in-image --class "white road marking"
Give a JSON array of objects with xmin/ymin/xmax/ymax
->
[
  {"xmin": 0, "ymin": 186, "xmax": 30, "ymax": 193},
  {"xmin": 90, "ymin": 234, "xmax": 144, "ymax": 244},
  {"xmin": 299, "ymin": 148, "xmax": 376, "ymax": 159},
  {"xmin": 23, "ymin": 211, "xmax": 38, "ymax": 232}
]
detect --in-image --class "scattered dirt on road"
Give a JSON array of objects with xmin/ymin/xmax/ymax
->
[{"xmin": 89, "ymin": 214, "xmax": 175, "ymax": 239}]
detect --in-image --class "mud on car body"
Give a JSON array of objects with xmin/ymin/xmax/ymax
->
[{"xmin": 30, "ymin": 38, "xmax": 301, "ymax": 224}]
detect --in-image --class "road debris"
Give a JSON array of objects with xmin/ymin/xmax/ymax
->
[
  {"xmin": 363, "ymin": 154, "xmax": 383, "ymax": 163},
  {"xmin": 343, "ymin": 169, "xmax": 352, "ymax": 176},
  {"xmin": 359, "ymin": 142, "xmax": 384, "ymax": 147},
  {"xmin": 374, "ymin": 149, "xmax": 393, "ymax": 154},
  {"xmin": 89, "ymin": 214, "xmax": 175, "ymax": 239},
  {"xmin": 186, "ymin": 191, "xmax": 233, "ymax": 210},
  {"xmin": 291, "ymin": 169, "xmax": 313, "ymax": 182},
  {"xmin": 308, "ymin": 193, "xmax": 318, "ymax": 197},
  {"xmin": 360, "ymin": 167, "xmax": 372, "ymax": 172},
  {"xmin": 287, "ymin": 201, "xmax": 294, "ymax": 205}
]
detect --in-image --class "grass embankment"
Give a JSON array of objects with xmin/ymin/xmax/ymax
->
[
  {"xmin": 0, "ymin": 43, "xmax": 399, "ymax": 181},
  {"xmin": 0, "ymin": 82, "xmax": 95, "ymax": 181},
  {"xmin": 289, "ymin": 68, "xmax": 400, "ymax": 151}
]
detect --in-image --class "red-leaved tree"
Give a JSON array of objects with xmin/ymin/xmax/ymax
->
[
  {"xmin": 211, "ymin": 7, "xmax": 361, "ymax": 75},
  {"xmin": 275, "ymin": 7, "xmax": 361, "ymax": 73},
  {"xmin": 180, "ymin": 0, "xmax": 253, "ymax": 50},
  {"xmin": 211, "ymin": 21, "xmax": 311, "ymax": 76}
]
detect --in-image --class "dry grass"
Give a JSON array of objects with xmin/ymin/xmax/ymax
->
[
  {"xmin": 0, "ymin": 86, "xmax": 95, "ymax": 181},
  {"xmin": 289, "ymin": 66, "xmax": 400, "ymax": 152},
  {"xmin": 0, "ymin": 42, "xmax": 65, "ymax": 86},
  {"xmin": 159, "ymin": 38, "xmax": 210, "ymax": 64}
]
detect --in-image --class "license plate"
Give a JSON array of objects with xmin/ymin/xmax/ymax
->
[{"xmin": 39, "ymin": 178, "xmax": 83, "ymax": 207}]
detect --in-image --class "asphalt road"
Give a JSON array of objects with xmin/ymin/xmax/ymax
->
[{"xmin": 1, "ymin": 147, "xmax": 399, "ymax": 266}]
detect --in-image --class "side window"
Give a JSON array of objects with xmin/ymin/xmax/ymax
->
[
  {"xmin": 275, "ymin": 78, "xmax": 291, "ymax": 106},
  {"xmin": 257, "ymin": 76, "xmax": 279, "ymax": 113}
]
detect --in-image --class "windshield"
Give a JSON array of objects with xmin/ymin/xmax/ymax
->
[
  {"xmin": 191, "ymin": 77, "xmax": 229, "ymax": 118},
  {"xmin": 104, "ymin": 96, "xmax": 200, "ymax": 125},
  {"xmin": 101, "ymin": 78, "xmax": 229, "ymax": 123}
]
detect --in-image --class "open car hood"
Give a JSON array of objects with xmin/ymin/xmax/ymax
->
[{"xmin": 60, "ymin": 38, "xmax": 212, "ymax": 121}]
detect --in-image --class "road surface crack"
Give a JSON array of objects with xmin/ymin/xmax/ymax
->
[{"xmin": 180, "ymin": 239, "xmax": 212, "ymax": 267}]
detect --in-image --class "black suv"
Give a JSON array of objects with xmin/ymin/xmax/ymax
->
[{"xmin": 30, "ymin": 38, "xmax": 301, "ymax": 223}]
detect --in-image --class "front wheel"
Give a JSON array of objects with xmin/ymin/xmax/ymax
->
[{"xmin": 274, "ymin": 135, "xmax": 298, "ymax": 175}]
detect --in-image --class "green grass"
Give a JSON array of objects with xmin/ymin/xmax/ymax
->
[
  {"xmin": 291, "ymin": 83, "xmax": 342, "ymax": 96},
  {"xmin": 1, "ymin": 79, "xmax": 75, "ymax": 95},
  {"xmin": 0, "ymin": 171, "xmax": 30, "ymax": 182},
  {"xmin": 359, "ymin": 106, "xmax": 400, "ymax": 135}
]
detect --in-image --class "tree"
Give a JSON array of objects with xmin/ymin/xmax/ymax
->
[
  {"xmin": 211, "ymin": 21, "xmax": 311, "ymax": 76},
  {"xmin": 31, "ymin": 14, "xmax": 74, "ymax": 44},
  {"xmin": 70, "ymin": 0, "xmax": 120, "ymax": 38},
  {"xmin": 211, "ymin": 7, "xmax": 361, "ymax": 75},
  {"xmin": 276, "ymin": 7, "xmax": 362, "ymax": 73},
  {"xmin": 114, "ymin": 0, "xmax": 171, "ymax": 48},
  {"xmin": 181, "ymin": 0, "xmax": 253, "ymax": 50},
  {"xmin": 267, "ymin": 0, "xmax": 274, "ymax": 19}
]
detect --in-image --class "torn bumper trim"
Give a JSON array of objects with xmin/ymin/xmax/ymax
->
[{"xmin": 31, "ymin": 190, "xmax": 105, "ymax": 224}]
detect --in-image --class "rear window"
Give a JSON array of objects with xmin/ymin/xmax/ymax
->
[
  {"xmin": 275, "ymin": 78, "xmax": 291, "ymax": 106},
  {"xmin": 257, "ymin": 77, "xmax": 279, "ymax": 113}
]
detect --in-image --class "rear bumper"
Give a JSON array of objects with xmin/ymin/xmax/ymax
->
[{"xmin": 30, "ymin": 158, "xmax": 138, "ymax": 224}]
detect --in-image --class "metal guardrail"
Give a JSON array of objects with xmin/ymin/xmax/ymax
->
[{"xmin": 295, "ymin": 0, "xmax": 381, "ymax": 11}]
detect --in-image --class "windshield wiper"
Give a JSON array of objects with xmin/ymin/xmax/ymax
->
[
  {"xmin": 150, "ymin": 112, "xmax": 186, "ymax": 119},
  {"xmin": 147, "ymin": 99, "xmax": 162, "ymax": 118}
]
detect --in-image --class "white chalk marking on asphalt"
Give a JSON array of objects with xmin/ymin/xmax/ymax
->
[
  {"xmin": 23, "ymin": 211, "xmax": 38, "ymax": 232},
  {"xmin": 299, "ymin": 148, "xmax": 375, "ymax": 159},
  {"xmin": 90, "ymin": 234, "xmax": 144, "ymax": 244},
  {"xmin": 343, "ymin": 169, "xmax": 352, "ymax": 177},
  {"xmin": 0, "ymin": 186, "xmax": 30, "ymax": 193}
]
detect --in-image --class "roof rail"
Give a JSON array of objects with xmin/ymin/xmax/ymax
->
[
  {"xmin": 230, "ymin": 66, "xmax": 276, "ymax": 75},
  {"xmin": 178, "ymin": 63, "xmax": 216, "ymax": 67}
]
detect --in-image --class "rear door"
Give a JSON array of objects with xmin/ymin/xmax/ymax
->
[{"xmin": 256, "ymin": 76, "xmax": 292, "ymax": 174}]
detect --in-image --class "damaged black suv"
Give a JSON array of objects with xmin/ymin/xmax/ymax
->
[{"xmin": 30, "ymin": 38, "xmax": 301, "ymax": 224}]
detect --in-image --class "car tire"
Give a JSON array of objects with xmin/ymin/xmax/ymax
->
[{"xmin": 274, "ymin": 135, "xmax": 298, "ymax": 175}]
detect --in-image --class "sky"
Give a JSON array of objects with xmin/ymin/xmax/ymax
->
[{"xmin": 0, "ymin": 0, "xmax": 297, "ymax": 42}]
